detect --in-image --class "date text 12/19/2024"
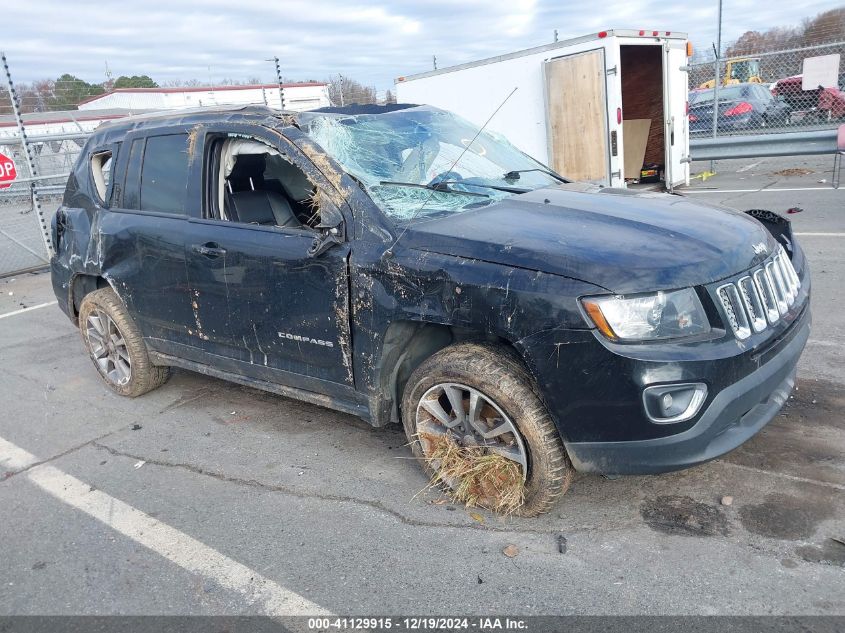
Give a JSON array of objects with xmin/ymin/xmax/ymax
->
[{"xmin": 307, "ymin": 618, "xmax": 529, "ymax": 631}]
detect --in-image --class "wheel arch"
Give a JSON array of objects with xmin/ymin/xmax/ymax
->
[
  {"xmin": 69, "ymin": 273, "xmax": 115, "ymax": 323},
  {"xmin": 369, "ymin": 320, "xmax": 526, "ymax": 427}
]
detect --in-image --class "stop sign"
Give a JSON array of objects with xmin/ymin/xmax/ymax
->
[{"xmin": 0, "ymin": 152, "xmax": 17, "ymax": 190}]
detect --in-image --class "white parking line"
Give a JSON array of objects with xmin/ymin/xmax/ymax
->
[
  {"xmin": 0, "ymin": 301, "xmax": 57, "ymax": 320},
  {"xmin": 0, "ymin": 435, "xmax": 40, "ymax": 471},
  {"xmin": 719, "ymin": 461, "xmax": 845, "ymax": 492},
  {"xmin": 684, "ymin": 187, "xmax": 839, "ymax": 193},
  {"xmin": 0, "ymin": 435, "xmax": 331, "ymax": 616},
  {"xmin": 795, "ymin": 232, "xmax": 845, "ymax": 237},
  {"xmin": 736, "ymin": 160, "xmax": 764, "ymax": 173}
]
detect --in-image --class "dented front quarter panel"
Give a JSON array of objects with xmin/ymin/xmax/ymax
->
[{"xmin": 346, "ymin": 230, "xmax": 607, "ymax": 423}]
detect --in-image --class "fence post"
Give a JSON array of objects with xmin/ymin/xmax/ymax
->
[
  {"xmin": 272, "ymin": 56, "xmax": 285, "ymax": 111},
  {"xmin": 710, "ymin": 0, "xmax": 722, "ymax": 173},
  {"xmin": 1, "ymin": 52, "xmax": 54, "ymax": 258}
]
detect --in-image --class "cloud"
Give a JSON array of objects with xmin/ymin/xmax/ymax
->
[{"xmin": 3, "ymin": 0, "xmax": 841, "ymax": 94}]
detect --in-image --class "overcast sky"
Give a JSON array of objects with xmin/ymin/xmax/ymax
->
[{"xmin": 4, "ymin": 0, "xmax": 843, "ymax": 93}]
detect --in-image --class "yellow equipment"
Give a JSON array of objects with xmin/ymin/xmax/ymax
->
[{"xmin": 699, "ymin": 58, "xmax": 763, "ymax": 89}]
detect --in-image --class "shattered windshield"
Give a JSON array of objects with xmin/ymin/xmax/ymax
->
[{"xmin": 299, "ymin": 106, "xmax": 560, "ymax": 222}]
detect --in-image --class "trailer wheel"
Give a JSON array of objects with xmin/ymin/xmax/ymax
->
[{"xmin": 401, "ymin": 342, "xmax": 572, "ymax": 516}]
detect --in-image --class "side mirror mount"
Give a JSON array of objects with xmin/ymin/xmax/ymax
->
[{"xmin": 307, "ymin": 225, "xmax": 343, "ymax": 258}]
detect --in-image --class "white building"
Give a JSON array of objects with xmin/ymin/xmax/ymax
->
[
  {"xmin": 77, "ymin": 83, "xmax": 331, "ymax": 113},
  {"xmin": 0, "ymin": 109, "xmax": 147, "ymax": 141}
]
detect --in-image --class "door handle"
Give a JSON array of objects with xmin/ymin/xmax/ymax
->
[{"xmin": 191, "ymin": 242, "xmax": 226, "ymax": 258}]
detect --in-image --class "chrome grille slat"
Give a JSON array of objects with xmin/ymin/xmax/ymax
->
[
  {"xmin": 717, "ymin": 283, "xmax": 751, "ymax": 340},
  {"xmin": 717, "ymin": 246, "xmax": 801, "ymax": 340},
  {"xmin": 766, "ymin": 260, "xmax": 789, "ymax": 315},
  {"xmin": 752, "ymin": 268, "xmax": 780, "ymax": 325},
  {"xmin": 738, "ymin": 276, "xmax": 766, "ymax": 332},
  {"xmin": 776, "ymin": 253, "xmax": 798, "ymax": 303}
]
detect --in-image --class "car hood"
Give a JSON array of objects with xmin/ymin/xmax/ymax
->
[{"xmin": 401, "ymin": 183, "xmax": 775, "ymax": 294}]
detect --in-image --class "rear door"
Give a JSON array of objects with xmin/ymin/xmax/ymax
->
[
  {"xmin": 104, "ymin": 130, "xmax": 195, "ymax": 349},
  {"xmin": 662, "ymin": 40, "xmax": 690, "ymax": 189},
  {"xmin": 544, "ymin": 48, "xmax": 610, "ymax": 184},
  {"xmin": 183, "ymin": 126, "xmax": 354, "ymax": 388}
]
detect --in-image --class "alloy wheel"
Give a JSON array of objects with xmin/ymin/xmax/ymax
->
[
  {"xmin": 86, "ymin": 309, "xmax": 132, "ymax": 386},
  {"xmin": 415, "ymin": 382, "xmax": 528, "ymax": 480}
]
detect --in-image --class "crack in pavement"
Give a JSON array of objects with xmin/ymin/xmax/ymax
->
[
  {"xmin": 90, "ymin": 440, "xmax": 574, "ymax": 536},
  {"xmin": 2, "ymin": 430, "xmax": 118, "ymax": 481}
]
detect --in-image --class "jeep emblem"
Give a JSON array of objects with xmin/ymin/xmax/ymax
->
[{"xmin": 752, "ymin": 242, "xmax": 767, "ymax": 256}]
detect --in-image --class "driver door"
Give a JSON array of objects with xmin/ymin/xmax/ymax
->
[{"xmin": 184, "ymin": 126, "xmax": 354, "ymax": 388}]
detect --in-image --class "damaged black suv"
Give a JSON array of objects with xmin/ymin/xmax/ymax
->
[{"xmin": 51, "ymin": 104, "xmax": 810, "ymax": 516}]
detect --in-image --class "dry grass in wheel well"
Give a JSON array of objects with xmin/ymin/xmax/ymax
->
[{"xmin": 418, "ymin": 432, "xmax": 525, "ymax": 515}]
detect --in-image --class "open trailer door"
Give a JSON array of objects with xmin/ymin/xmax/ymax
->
[
  {"xmin": 544, "ymin": 49, "xmax": 610, "ymax": 184},
  {"xmin": 662, "ymin": 40, "xmax": 690, "ymax": 190}
]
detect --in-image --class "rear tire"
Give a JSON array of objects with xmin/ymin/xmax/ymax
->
[
  {"xmin": 401, "ymin": 342, "xmax": 572, "ymax": 516},
  {"xmin": 78, "ymin": 287, "xmax": 170, "ymax": 397}
]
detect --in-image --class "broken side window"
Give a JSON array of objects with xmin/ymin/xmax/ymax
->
[
  {"xmin": 208, "ymin": 137, "xmax": 319, "ymax": 230},
  {"xmin": 90, "ymin": 150, "xmax": 113, "ymax": 204}
]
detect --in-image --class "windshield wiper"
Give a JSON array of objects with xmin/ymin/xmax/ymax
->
[
  {"xmin": 434, "ymin": 180, "xmax": 531, "ymax": 194},
  {"xmin": 378, "ymin": 181, "xmax": 489, "ymax": 198},
  {"xmin": 502, "ymin": 168, "xmax": 568, "ymax": 183}
]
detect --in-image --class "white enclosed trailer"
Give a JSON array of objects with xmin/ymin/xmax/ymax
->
[{"xmin": 396, "ymin": 30, "xmax": 691, "ymax": 190}]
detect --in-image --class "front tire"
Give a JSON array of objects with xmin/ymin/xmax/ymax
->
[
  {"xmin": 401, "ymin": 342, "xmax": 572, "ymax": 516},
  {"xmin": 78, "ymin": 287, "xmax": 170, "ymax": 397}
]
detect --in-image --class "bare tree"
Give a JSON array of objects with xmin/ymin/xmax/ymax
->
[
  {"xmin": 725, "ymin": 7, "xmax": 845, "ymax": 57},
  {"xmin": 326, "ymin": 74, "xmax": 377, "ymax": 106}
]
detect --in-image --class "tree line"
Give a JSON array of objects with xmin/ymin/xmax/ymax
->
[
  {"xmin": 691, "ymin": 7, "xmax": 845, "ymax": 62},
  {"xmin": 1, "ymin": 71, "xmax": 393, "ymax": 115}
]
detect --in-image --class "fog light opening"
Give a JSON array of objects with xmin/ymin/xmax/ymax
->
[{"xmin": 643, "ymin": 383, "xmax": 708, "ymax": 424}]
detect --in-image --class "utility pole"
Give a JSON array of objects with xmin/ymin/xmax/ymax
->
[
  {"xmin": 433, "ymin": 55, "xmax": 437, "ymax": 70},
  {"xmin": 554, "ymin": 29, "xmax": 559, "ymax": 43},
  {"xmin": 339, "ymin": 75, "xmax": 344, "ymax": 107}
]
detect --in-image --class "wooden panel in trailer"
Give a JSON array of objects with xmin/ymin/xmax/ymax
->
[{"xmin": 544, "ymin": 49, "xmax": 609, "ymax": 183}]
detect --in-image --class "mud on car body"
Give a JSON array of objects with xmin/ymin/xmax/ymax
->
[{"xmin": 51, "ymin": 104, "xmax": 810, "ymax": 516}]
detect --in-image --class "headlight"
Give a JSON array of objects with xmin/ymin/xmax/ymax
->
[{"xmin": 581, "ymin": 288, "xmax": 710, "ymax": 341}]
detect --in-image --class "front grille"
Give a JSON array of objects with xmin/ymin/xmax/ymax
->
[{"xmin": 716, "ymin": 246, "xmax": 801, "ymax": 340}]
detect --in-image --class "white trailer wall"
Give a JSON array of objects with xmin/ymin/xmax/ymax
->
[
  {"xmin": 397, "ymin": 44, "xmax": 570, "ymax": 162},
  {"xmin": 396, "ymin": 32, "xmax": 690, "ymax": 189}
]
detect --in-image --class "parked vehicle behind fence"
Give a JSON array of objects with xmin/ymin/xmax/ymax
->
[
  {"xmin": 689, "ymin": 83, "xmax": 792, "ymax": 134},
  {"xmin": 51, "ymin": 104, "xmax": 811, "ymax": 516},
  {"xmin": 772, "ymin": 74, "xmax": 845, "ymax": 123}
]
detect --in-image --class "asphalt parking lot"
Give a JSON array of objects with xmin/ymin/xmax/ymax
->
[{"xmin": 0, "ymin": 154, "xmax": 843, "ymax": 616}]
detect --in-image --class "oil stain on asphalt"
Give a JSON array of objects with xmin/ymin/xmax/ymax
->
[
  {"xmin": 640, "ymin": 495, "xmax": 729, "ymax": 537},
  {"xmin": 796, "ymin": 540, "xmax": 845, "ymax": 567},
  {"xmin": 738, "ymin": 492, "xmax": 834, "ymax": 540}
]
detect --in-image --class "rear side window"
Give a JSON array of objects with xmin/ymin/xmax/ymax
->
[
  {"xmin": 90, "ymin": 150, "xmax": 113, "ymax": 204},
  {"xmin": 139, "ymin": 134, "xmax": 190, "ymax": 215},
  {"xmin": 122, "ymin": 139, "xmax": 144, "ymax": 210}
]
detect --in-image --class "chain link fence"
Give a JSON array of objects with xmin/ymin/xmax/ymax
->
[
  {"xmin": 0, "ymin": 186, "xmax": 59, "ymax": 274},
  {"xmin": 0, "ymin": 52, "xmax": 128, "ymax": 277},
  {"xmin": 688, "ymin": 41, "xmax": 845, "ymax": 138}
]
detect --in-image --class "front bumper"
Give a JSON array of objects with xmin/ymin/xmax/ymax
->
[
  {"xmin": 516, "ymin": 242, "xmax": 811, "ymax": 476},
  {"xmin": 563, "ymin": 303, "xmax": 809, "ymax": 474}
]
